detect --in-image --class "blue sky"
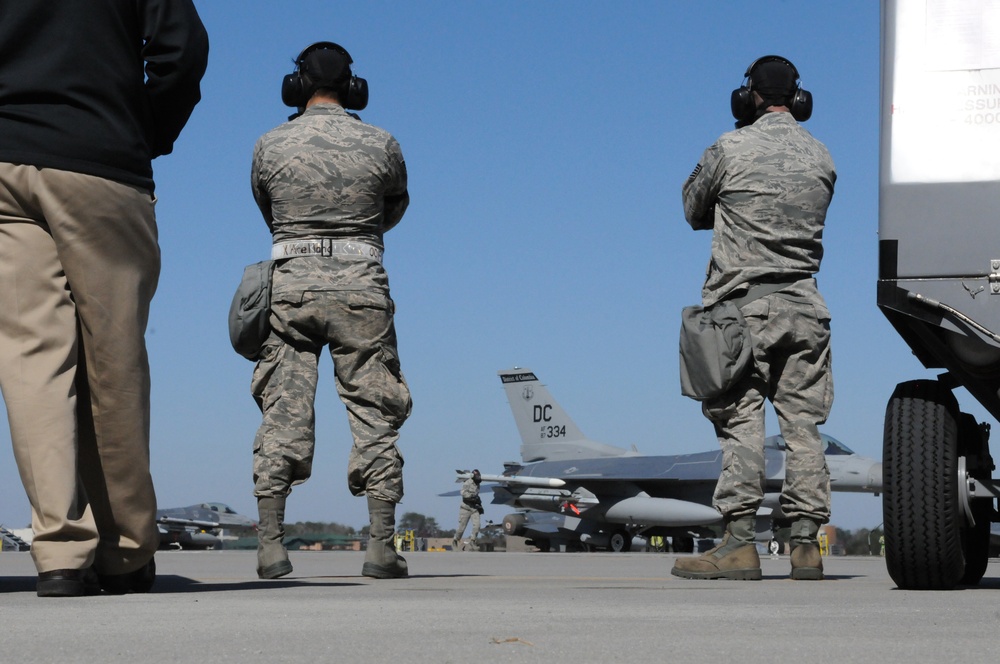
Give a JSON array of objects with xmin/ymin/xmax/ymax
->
[{"xmin": 0, "ymin": 1, "xmax": 966, "ymax": 534}]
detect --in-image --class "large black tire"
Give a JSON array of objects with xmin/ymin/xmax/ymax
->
[{"xmin": 883, "ymin": 380, "xmax": 965, "ymax": 590}]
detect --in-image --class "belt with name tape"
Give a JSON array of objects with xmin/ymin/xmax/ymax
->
[{"xmin": 271, "ymin": 239, "xmax": 383, "ymax": 263}]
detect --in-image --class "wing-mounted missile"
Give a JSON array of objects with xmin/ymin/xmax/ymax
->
[
  {"xmin": 456, "ymin": 470, "xmax": 565, "ymax": 488},
  {"xmin": 488, "ymin": 474, "xmax": 566, "ymax": 488},
  {"xmin": 157, "ymin": 516, "xmax": 224, "ymax": 529}
]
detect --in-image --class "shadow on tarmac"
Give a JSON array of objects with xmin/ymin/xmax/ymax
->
[
  {"xmin": 1, "ymin": 571, "xmax": 490, "ymax": 594},
  {"xmin": 0, "ymin": 576, "xmax": 36, "ymax": 593},
  {"xmin": 949, "ymin": 576, "xmax": 1000, "ymax": 591},
  {"xmin": 0, "ymin": 575, "xmax": 367, "ymax": 594},
  {"xmin": 154, "ymin": 575, "xmax": 368, "ymax": 592}
]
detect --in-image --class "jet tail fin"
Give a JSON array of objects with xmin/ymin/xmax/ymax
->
[{"xmin": 498, "ymin": 368, "xmax": 633, "ymax": 462}]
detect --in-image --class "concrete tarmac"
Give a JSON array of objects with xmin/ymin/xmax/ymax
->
[{"xmin": 2, "ymin": 550, "xmax": 1000, "ymax": 663}]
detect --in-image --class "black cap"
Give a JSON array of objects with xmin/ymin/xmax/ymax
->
[
  {"xmin": 301, "ymin": 47, "xmax": 352, "ymax": 89},
  {"xmin": 749, "ymin": 57, "xmax": 798, "ymax": 99}
]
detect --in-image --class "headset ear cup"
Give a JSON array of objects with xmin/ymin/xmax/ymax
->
[
  {"xmin": 345, "ymin": 76, "xmax": 369, "ymax": 111},
  {"xmin": 791, "ymin": 88, "xmax": 813, "ymax": 121},
  {"xmin": 281, "ymin": 73, "xmax": 305, "ymax": 108},
  {"xmin": 730, "ymin": 86, "xmax": 754, "ymax": 123}
]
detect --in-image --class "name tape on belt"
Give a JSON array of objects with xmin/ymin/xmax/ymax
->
[{"xmin": 272, "ymin": 239, "xmax": 383, "ymax": 263}]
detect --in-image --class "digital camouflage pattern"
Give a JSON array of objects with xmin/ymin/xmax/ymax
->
[
  {"xmin": 250, "ymin": 103, "xmax": 411, "ymax": 504},
  {"xmin": 682, "ymin": 110, "xmax": 835, "ymax": 524},
  {"xmin": 702, "ymin": 291, "xmax": 833, "ymax": 522},
  {"xmin": 460, "ymin": 477, "xmax": 480, "ymax": 505},
  {"xmin": 252, "ymin": 104, "xmax": 408, "ymax": 249},
  {"xmin": 455, "ymin": 477, "xmax": 481, "ymax": 542},
  {"xmin": 682, "ymin": 112, "xmax": 836, "ymax": 308}
]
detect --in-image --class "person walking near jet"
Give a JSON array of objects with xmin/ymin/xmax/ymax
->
[
  {"xmin": 0, "ymin": 1, "xmax": 208, "ymax": 597},
  {"xmin": 673, "ymin": 55, "xmax": 835, "ymax": 581},
  {"xmin": 453, "ymin": 470, "xmax": 484, "ymax": 551},
  {"xmin": 250, "ymin": 41, "xmax": 412, "ymax": 580}
]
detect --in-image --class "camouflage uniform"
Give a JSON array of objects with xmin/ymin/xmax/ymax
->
[
  {"xmin": 250, "ymin": 103, "xmax": 411, "ymax": 504},
  {"xmin": 455, "ymin": 477, "xmax": 482, "ymax": 543},
  {"xmin": 682, "ymin": 111, "xmax": 836, "ymax": 524}
]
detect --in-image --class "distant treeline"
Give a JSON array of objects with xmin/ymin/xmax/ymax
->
[
  {"xmin": 285, "ymin": 521, "xmax": 359, "ymax": 537},
  {"xmin": 284, "ymin": 512, "xmax": 452, "ymax": 538}
]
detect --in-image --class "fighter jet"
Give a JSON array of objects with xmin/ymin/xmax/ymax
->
[
  {"xmin": 156, "ymin": 502, "xmax": 256, "ymax": 550},
  {"xmin": 464, "ymin": 368, "xmax": 882, "ymax": 552}
]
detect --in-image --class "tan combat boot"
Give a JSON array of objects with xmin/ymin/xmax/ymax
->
[
  {"xmin": 789, "ymin": 519, "xmax": 823, "ymax": 580},
  {"xmin": 671, "ymin": 516, "xmax": 761, "ymax": 580},
  {"xmin": 256, "ymin": 495, "xmax": 292, "ymax": 579},
  {"xmin": 362, "ymin": 497, "xmax": 408, "ymax": 579}
]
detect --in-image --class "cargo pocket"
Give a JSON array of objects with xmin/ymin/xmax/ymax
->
[
  {"xmin": 812, "ymin": 301, "xmax": 831, "ymax": 324},
  {"xmin": 378, "ymin": 342, "xmax": 412, "ymax": 426}
]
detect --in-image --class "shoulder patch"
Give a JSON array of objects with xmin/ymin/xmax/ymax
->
[{"xmin": 688, "ymin": 163, "xmax": 703, "ymax": 181}]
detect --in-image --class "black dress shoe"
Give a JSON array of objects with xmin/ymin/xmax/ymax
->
[
  {"xmin": 98, "ymin": 557, "xmax": 156, "ymax": 595},
  {"xmin": 37, "ymin": 568, "xmax": 101, "ymax": 598}
]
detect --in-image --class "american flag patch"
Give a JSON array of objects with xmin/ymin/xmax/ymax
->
[{"xmin": 688, "ymin": 164, "xmax": 702, "ymax": 180}]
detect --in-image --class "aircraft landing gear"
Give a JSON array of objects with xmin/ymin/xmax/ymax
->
[
  {"xmin": 958, "ymin": 412, "xmax": 993, "ymax": 586},
  {"xmin": 608, "ymin": 529, "xmax": 632, "ymax": 553},
  {"xmin": 883, "ymin": 379, "xmax": 996, "ymax": 590},
  {"xmin": 671, "ymin": 536, "xmax": 695, "ymax": 553}
]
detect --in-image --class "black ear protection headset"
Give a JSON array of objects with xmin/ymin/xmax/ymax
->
[
  {"xmin": 730, "ymin": 55, "xmax": 812, "ymax": 126},
  {"xmin": 281, "ymin": 41, "xmax": 369, "ymax": 111}
]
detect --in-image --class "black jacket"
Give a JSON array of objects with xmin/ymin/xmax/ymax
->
[{"xmin": 0, "ymin": 0, "xmax": 209, "ymax": 191}]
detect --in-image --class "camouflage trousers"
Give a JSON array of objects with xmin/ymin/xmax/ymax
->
[
  {"xmin": 251, "ymin": 258, "xmax": 411, "ymax": 504},
  {"xmin": 701, "ymin": 291, "xmax": 833, "ymax": 523}
]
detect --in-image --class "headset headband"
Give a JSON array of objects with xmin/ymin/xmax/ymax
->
[
  {"xmin": 731, "ymin": 54, "xmax": 812, "ymax": 126},
  {"xmin": 281, "ymin": 40, "xmax": 368, "ymax": 112},
  {"xmin": 744, "ymin": 54, "xmax": 800, "ymax": 86}
]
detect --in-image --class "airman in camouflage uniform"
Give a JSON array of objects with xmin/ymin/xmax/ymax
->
[
  {"xmin": 453, "ymin": 470, "xmax": 483, "ymax": 551},
  {"xmin": 250, "ymin": 42, "xmax": 411, "ymax": 580},
  {"xmin": 672, "ymin": 56, "xmax": 835, "ymax": 581}
]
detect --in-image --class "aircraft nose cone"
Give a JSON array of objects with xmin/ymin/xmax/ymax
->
[{"xmin": 869, "ymin": 462, "xmax": 883, "ymax": 491}]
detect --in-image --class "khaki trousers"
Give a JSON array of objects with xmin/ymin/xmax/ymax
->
[{"xmin": 0, "ymin": 163, "xmax": 160, "ymax": 574}]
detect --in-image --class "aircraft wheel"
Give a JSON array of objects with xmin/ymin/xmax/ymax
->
[
  {"xmin": 883, "ymin": 380, "xmax": 965, "ymax": 590},
  {"xmin": 960, "ymin": 499, "xmax": 991, "ymax": 586},
  {"xmin": 608, "ymin": 530, "xmax": 632, "ymax": 553},
  {"xmin": 767, "ymin": 538, "xmax": 784, "ymax": 555},
  {"xmin": 958, "ymin": 413, "xmax": 992, "ymax": 586}
]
